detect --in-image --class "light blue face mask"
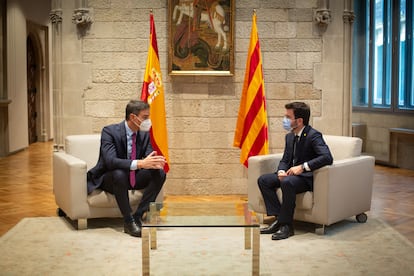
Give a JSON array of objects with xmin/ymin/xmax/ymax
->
[{"xmin": 282, "ymin": 117, "xmax": 292, "ymax": 131}]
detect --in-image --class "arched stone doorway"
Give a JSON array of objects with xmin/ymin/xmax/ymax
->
[
  {"xmin": 27, "ymin": 35, "xmax": 38, "ymax": 143},
  {"xmin": 26, "ymin": 22, "xmax": 51, "ymax": 143}
]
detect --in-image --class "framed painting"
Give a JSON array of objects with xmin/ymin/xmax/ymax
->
[{"xmin": 168, "ymin": 0, "xmax": 234, "ymax": 76}]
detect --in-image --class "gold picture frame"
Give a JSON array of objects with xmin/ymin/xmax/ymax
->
[{"xmin": 168, "ymin": 0, "xmax": 234, "ymax": 76}]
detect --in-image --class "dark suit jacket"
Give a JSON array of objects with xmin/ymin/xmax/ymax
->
[
  {"xmin": 87, "ymin": 121, "xmax": 154, "ymax": 194},
  {"xmin": 278, "ymin": 125, "xmax": 333, "ymax": 177}
]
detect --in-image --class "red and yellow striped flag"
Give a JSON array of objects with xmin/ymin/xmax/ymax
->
[
  {"xmin": 233, "ymin": 12, "xmax": 269, "ymax": 167},
  {"xmin": 141, "ymin": 12, "xmax": 170, "ymax": 172}
]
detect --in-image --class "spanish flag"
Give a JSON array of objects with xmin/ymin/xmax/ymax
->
[
  {"xmin": 233, "ymin": 12, "xmax": 269, "ymax": 167},
  {"xmin": 141, "ymin": 12, "xmax": 170, "ymax": 172}
]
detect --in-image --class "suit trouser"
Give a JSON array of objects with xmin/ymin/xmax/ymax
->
[
  {"xmin": 258, "ymin": 173, "xmax": 312, "ymax": 225},
  {"xmin": 101, "ymin": 168, "xmax": 166, "ymax": 220}
]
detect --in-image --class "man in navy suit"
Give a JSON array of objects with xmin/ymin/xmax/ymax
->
[
  {"xmin": 258, "ymin": 102, "xmax": 333, "ymax": 240},
  {"xmin": 87, "ymin": 100, "xmax": 166, "ymax": 237}
]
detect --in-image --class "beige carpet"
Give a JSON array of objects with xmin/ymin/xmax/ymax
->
[{"xmin": 0, "ymin": 216, "xmax": 413, "ymax": 275}]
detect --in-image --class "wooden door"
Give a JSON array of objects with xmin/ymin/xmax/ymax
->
[{"xmin": 27, "ymin": 36, "xmax": 37, "ymax": 144}]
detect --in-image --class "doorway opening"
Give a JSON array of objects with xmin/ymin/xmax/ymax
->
[
  {"xmin": 27, "ymin": 35, "xmax": 38, "ymax": 144},
  {"xmin": 26, "ymin": 21, "xmax": 51, "ymax": 144}
]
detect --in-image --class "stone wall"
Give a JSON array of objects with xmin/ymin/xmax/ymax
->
[
  {"xmin": 60, "ymin": 0, "xmax": 347, "ymax": 195},
  {"xmin": 352, "ymin": 112, "xmax": 414, "ymax": 164}
]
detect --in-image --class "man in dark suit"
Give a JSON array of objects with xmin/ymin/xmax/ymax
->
[
  {"xmin": 258, "ymin": 102, "xmax": 333, "ymax": 240},
  {"xmin": 87, "ymin": 100, "xmax": 166, "ymax": 237}
]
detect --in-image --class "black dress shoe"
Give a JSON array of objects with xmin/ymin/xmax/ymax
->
[
  {"xmin": 133, "ymin": 211, "xmax": 147, "ymax": 226},
  {"xmin": 124, "ymin": 220, "xmax": 142, "ymax": 237},
  {"xmin": 132, "ymin": 212, "xmax": 147, "ymax": 227},
  {"xmin": 132, "ymin": 216, "xmax": 143, "ymax": 227},
  {"xmin": 271, "ymin": 224, "xmax": 294, "ymax": 240},
  {"xmin": 260, "ymin": 220, "xmax": 281, "ymax": 234}
]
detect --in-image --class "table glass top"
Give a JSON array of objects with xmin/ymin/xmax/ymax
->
[{"xmin": 142, "ymin": 202, "xmax": 259, "ymax": 228}]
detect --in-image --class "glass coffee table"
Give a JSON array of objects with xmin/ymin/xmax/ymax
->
[{"xmin": 141, "ymin": 202, "xmax": 260, "ymax": 276}]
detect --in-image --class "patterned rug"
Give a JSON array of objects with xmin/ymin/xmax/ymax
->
[{"xmin": 0, "ymin": 217, "xmax": 413, "ymax": 275}]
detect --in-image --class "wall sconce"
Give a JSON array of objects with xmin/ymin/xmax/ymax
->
[{"xmin": 72, "ymin": 0, "xmax": 93, "ymax": 36}]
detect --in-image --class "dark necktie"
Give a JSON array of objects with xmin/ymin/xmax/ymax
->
[
  {"xmin": 130, "ymin": 133, "xmax": 136, "ymax": 188},
  {"xmin": 293, "ymin": 135, "xmax": 299, "ymax": 166}
]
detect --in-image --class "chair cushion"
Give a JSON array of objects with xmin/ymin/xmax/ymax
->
[
  {"xmin": 323, "ymin": 135, "xmax": 362, "ymax": 160},
  {"xmin": 277, "ymin": 189, "xmax": 313, "ymax": 210},
  {"xmin": 65, "ymin": 134, "xmax": 101, "ymax": 170},
  {"xmin": 87, "ymin": 189, "xmax": 143, "ymax": 208}
]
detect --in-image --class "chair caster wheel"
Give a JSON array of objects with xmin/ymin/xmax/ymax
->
[{"xmin": 356, "ymin": 213, "xmax": 367, "ymax": 223}]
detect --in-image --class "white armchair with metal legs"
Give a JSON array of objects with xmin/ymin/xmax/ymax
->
[
  {"xmin": 53, "ymin": 134, "xmax": 163, "ymax": 230},
  {"xmin": 247, "ymin": 135, "xmax": 375, "ymax": 234}
]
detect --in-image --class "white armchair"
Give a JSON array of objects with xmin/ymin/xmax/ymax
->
[
  {"xmin": 248, "ymin": 135, "xmax": 375, "ymax": 234},
  {"xmin": 53, "ymin": 134, "xmax": 163, "ymax": 230}
]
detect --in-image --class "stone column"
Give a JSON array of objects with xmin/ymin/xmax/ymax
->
[
  {"xmin": 50, "ymin": 0, "xmax": 64, "ymax": 151},
  {"xmin": 342, "ymin": 0, "xmax": 355, "ymax": 136}
]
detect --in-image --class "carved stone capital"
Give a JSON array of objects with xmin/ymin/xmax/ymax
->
[
  {"xmin": 315, "ymin": 8, "xmax": 332, "ymax": 26},
  {"xmin": 72, "ymin": 8, "xmax": 93, "ymax": 36},
  {"xmin": 49, "ymin": 9, "xmax": 62, "ymax": 24},
  {"xmin": 343, "ymin": 10, "xmax": 355, "ymax": 24},
  {"xmin": 72, "ymin": 8, "xmax": 93, "ymax": 27}
]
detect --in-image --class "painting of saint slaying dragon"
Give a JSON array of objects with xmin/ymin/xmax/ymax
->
[{"xmin": 170, "ymin": 0, "xmax": 232, "ymax": 73}]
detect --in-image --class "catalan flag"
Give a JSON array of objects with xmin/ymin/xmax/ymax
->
[
  {"xmin": 233, "ymin": 12, "xmax": 269, "ymax": 167},
  {"xmin": 141, "ymin": 12, "xmax": 170, "ymax": 172}
]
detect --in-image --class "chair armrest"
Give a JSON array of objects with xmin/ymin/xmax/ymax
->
[
  {"xmin": 312, "ymin": 155, "xmax": 375, "ymax": 225},
  {"xmin": 247, "ymin": 153, "xmax": 283, "ymax": 213},
  {"xmin": 53, "ymin": 152, "xmax": 90, "ymax": 219}
]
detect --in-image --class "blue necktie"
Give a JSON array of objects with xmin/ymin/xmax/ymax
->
[{"xmin": 293, "ymin": 135, "xmax": 299, "ymax": 166}]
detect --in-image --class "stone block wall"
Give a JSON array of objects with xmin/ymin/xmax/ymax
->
[
  {"xmin": 61, "ymin": 0, "xmax": 339, "ymax": 195},
  {"xmin": 352, "ymin": 112, "xmax": 414, "ymax": 164}
]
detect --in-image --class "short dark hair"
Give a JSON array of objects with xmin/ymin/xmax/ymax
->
[
  {"xmin": 285, "ymin": 102, "xmax": 310, "ymax": 125},
  {"xmin": 125, "ymin": 100, "xmax": 149, "ymax": 120}
]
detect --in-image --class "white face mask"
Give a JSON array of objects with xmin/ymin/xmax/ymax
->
[{"xmin": 139, "ymin": 119, "xmax": 151, "ymax": 132}]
